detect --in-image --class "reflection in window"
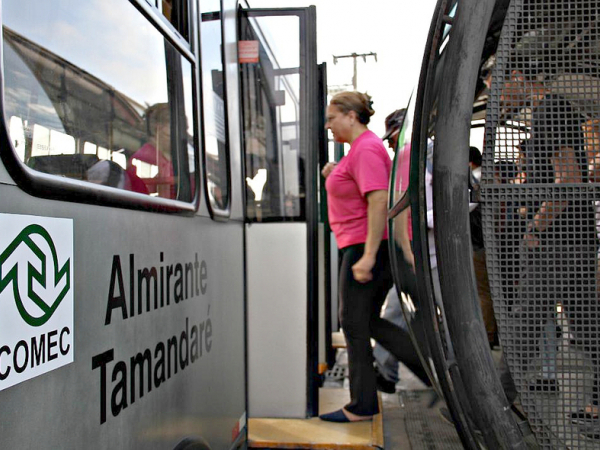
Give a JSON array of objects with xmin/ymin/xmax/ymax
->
[
  {"xmin": 240, "ymin": 14, "xmax": 304, "ymax": 221},
  {"xmin": 2, "ymin": 0, "xmax": 196, "ymax": 202},
  {"xmin": 31, "ymin": 125, "xmax": 76, "ymax": 157},
  {"xmin": 200, "ymin": 3, "xmax": 230, "ymax": 212},
  {"xmin": 145, "ymin": 0, "xmax": 190, "ymax": 41},
  {"xmin": 8, "ymin": 117, "xmax": 26, "ymax": 161},
  {"xmin": 390, "ymin": 99, "xmax": 415, "ymax": 208}
]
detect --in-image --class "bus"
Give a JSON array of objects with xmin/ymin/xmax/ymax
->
[
  {"xmin": 4, "ymin": 0, "xmax": 599, "ymax": 448},
  {"xmin": 0, "ymin": 0, "xmax": 324, "ymax": 448}
]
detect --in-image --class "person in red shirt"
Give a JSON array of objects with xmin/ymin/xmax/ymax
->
[{"xmin": 320, "ymin": 92, "xmax": 427, "ymax": 422}]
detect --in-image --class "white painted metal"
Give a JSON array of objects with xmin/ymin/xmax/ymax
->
[{"xmin": 246, "ymin": 222, "xmax": 308, "ymax": 418}]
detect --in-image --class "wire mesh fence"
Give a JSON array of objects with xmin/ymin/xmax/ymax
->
[{"xmin": 483, "ymin": 0, "xmax": 600, "ymax": 447}]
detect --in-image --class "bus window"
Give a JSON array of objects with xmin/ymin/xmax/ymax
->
[
  {"xmin": 2, "ymin": 0, "xmax": 196, "ymax": 203},
  {"xmin": 200, "ymin": 2, "xmax": 231, "ymax": 214},
  {"xmin": 240, "ymin": 14, "xmax": 304, "ymax": 221},
  {"xmin": 147, "ymin": 0, "xmax": 190, "ymax": 41}
]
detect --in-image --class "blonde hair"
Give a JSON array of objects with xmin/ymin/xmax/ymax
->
[{"xmin": 330, "ymin": 91, "xmax": 375, "ymax": 125}]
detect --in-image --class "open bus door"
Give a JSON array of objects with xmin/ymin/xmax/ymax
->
[
  {"xmin": 386, "ymin": 3, "xmax": 494, "ymax": 448},
  {"xmin": 238, "ymin": 6, "xmax": 322, "ymax": 419},
  {"xmin": 395, "ymin": 0, "xmax": 600, "ymax": 448},
  {"xmin": 388, "ymin": 0, "xmax": 529, "ymax": 448}
]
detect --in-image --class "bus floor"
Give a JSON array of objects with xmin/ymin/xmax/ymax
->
[{"xmin": 248, "ymin": 356, "xmax": 463, "ymax": 450}]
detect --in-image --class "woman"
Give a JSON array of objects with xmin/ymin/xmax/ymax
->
[{"xmin": 320, "ymin": 92, "xmax": 422, "ymax": 422}]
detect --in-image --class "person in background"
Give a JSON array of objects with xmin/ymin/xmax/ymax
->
[
  {"xmin": 132, "ymin": 103, "xmax": 174, "ymax": 198},
  {"xmin": 502, "ymin": 61, "xmax": 599, "ymax": 424},
  {"xmin": 469, "ymin": 146, "xmax": 498, "ymax": 348},
  {"xmin": 469, "ymin": 146, "xmax": 483, "ymax": 186},
  {"xmin": 372, "ymin": 109, "xmax": 408, "ymax": 394},
  {"xmin": 319, "ymin": 92, "xmax": 428, "ymax": 423},
  {"xmin": 582, "ymin": 119, "xmax": 600, "ymax": 276},
  {"xmin": 382, "ymin": 109, "xmax": 405, "ymax": 151}
]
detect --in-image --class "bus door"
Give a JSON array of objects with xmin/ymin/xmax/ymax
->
[
  {"xmin": 238, "ymin": 7, "xmax": 321, "ymax": 418},
  {"xmin": 388, "ymin": 1, "xmax": 524, "ymax": 448},
  {"xmin": 316, "ymin": 62, "xmax": 336, "ymax": 372},
  {"xmin": 395, "ymin": 0, "xmax": 600, "ymax": 448}
]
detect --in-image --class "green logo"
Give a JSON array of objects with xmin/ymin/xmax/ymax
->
[{"xmin": 0, "ymin": 224, "xmax": 71, "ymax": 326}]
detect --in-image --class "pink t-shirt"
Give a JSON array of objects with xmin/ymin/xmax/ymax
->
[
  {"xmin": 396, "ymin": 142, "xmax": 413, "ymax": 240},
  {"xmin": 325, "ymin": 130, "xmax": 391, "ymax": 248}
]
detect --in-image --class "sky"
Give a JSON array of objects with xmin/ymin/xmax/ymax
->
[
  {"xmin": 247, "ymin": 0, "xmax": 439, "ymax": 141},
  {"xmin": 6, "ymin": 0, "xmax": 444, "ymax": 153}
]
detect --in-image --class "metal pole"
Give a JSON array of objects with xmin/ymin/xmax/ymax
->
[
  {"xmin": 352, "ymin": 54, "xmax": 357, "ymax": 90},
  {"xmin": 332, "ymin": 51, "xmax": 376, "ymax": 92}
]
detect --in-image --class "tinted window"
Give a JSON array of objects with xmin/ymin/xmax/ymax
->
[
  {"xmin": 148, "ymin": 0, "xmax": 190, "ymax": 41},
  {"xmin": 2, "ymin": 0, "xmax": 196, "ymax": 202},
  {"xmin": 200, "ymin": 2, "xmax": 230, "ymax": 213},
  {"xmin": 163, "ymin": 0, "xmax": 190, "ymax": 40},
  {"xmin": 240, "ymin": 14, "xmax": 304, "ymax": 221}
]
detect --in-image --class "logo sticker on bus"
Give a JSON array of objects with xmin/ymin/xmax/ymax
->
[{"xmin": 0, "ymin": 214, "xmax": 74, "ymax": 391}]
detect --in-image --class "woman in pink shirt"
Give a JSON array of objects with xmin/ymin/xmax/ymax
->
[{"xmin": 320, "ymin": 92, "xmax": 418, "ymax": 422}]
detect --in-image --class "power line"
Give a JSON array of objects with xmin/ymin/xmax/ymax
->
[{"xmin": 332, "ymin": 52, "xmax": 377, "ymax": 90}]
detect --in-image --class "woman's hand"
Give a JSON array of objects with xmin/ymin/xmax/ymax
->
[
  {"xmin": 352, "ymin": 254, "xmax": 376, "ymax": 283},
  {"xmin": 321, "ymin": 162, "xmax": 337, "ymax": 178},
  {"xmin": 353, "ymin": 190, "xmax": 387, "ymax": 283}
]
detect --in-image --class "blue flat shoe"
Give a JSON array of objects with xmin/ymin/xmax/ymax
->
[
  {"xmin": 319, "ymin": 409, "xmax": 373, "ymax": 422},
  {"xmin": 319, "ymin": 409, "xmax": 350, "ymax": 422}
]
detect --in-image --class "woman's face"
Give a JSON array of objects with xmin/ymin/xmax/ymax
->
[{"xmin": 325, "ymin": 104, "xmax": 354, "ymax": 144}]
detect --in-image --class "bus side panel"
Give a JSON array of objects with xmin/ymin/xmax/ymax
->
[{"xmin": 0, "ymin": 183, "xmax": 245, "ymax": 449}]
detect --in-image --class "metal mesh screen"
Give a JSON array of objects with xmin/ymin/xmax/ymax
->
[{"xmin": 483, "ymin": 0, "xmax": 600, "ymax": 447}]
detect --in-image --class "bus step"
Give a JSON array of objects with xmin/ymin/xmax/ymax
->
[
  {"xmin": 248, "ymin": 388, "xmax": 383, "ymax": 449},
  {"xmin": 332, "ymin": 331, "xmax": 346, "ymax": 349}
]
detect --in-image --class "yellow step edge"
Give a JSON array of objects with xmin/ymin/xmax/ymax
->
[
  {"xmin": 332, "ymin": 331, "xmax": 347, "ymax": 349},
  {"xmin": 248, "ymin": 388, "xmax": 383, "ymax": 450}
]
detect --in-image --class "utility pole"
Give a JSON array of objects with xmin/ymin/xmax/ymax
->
[{"xmin": 332, "ymin": 52, "xmax": 377, "ymax": 90}]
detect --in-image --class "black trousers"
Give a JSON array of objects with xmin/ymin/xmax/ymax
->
[{"xmin": 339, "ymin": 242, "xmax": 429, "ymax": 416}]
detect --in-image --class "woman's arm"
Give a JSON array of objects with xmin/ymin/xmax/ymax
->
[
  {"xmin": 352, "ymin": 189, "xmax": 388, "ymax": 282},
  {"xmin": 397, "ymin": 207, "xmax": 415, "ymax": 268},
  {"xmin": 523, "ymin": 145, "xmax": 580, "ymax": 247}
]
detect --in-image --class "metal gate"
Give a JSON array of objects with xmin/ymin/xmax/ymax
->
[{"xmin": 484, "ymin": 0, "xmax": 600, "ymax": 447}]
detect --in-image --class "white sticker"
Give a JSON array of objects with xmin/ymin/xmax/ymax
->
[{"xmin": 0, "ymin": 213, "xmax": 74, "ymax": 391}]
